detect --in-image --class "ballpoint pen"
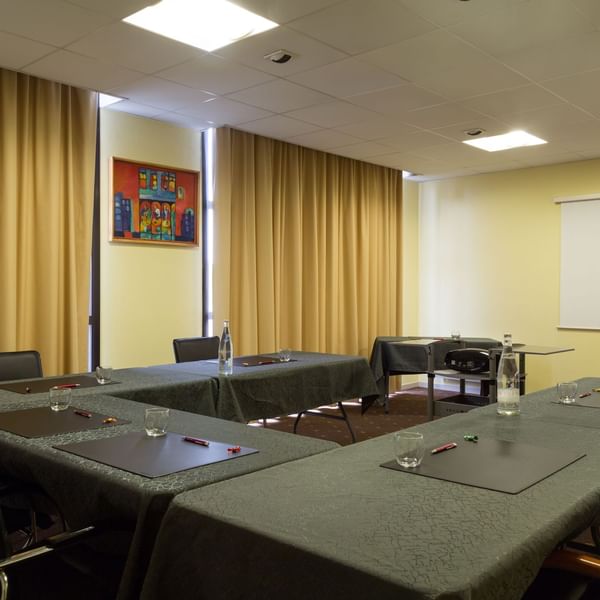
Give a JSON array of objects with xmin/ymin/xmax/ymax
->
[
  {"xmin": 74, "ymin": 410, "xmax": 92, "ymax": 418},
  {"xmin": 183, "ymin": 436, "xmax": 210, "ymax": 447},
  {"xmin": 431, "ymin": 442, "xmax": 458, "ymax": 455}
]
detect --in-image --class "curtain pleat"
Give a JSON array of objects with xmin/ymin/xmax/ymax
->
[
  {"xmin": 213, "ymin": 126, "xmax": 402, "ymax": 358},
  {"xmin": 0, "ymin": 69, "xmax": 97, "ymax": 375}
]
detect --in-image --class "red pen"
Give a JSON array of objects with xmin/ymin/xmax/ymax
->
[
  {"xmin": 431, "ymin": 442, "xmax": 457, "ymax": 455},
  {"xmin": 183, "ymin": 436, "xmax": 210, "ymax": 447},
  {"xmin": 74, "ymin": 410, "xmax": 92, "ymax": 418},
  {"xmin": 56, "ymin": 383, "xmax": 80, "ymax": 389},
  {"xmin": 257, "ymin": 360, "xmax": 276, "ymax": 365},
  {"xmin": 579, "ymin": 392, "xmax": 592, "ymax": 398},
  {"xmin": 227, "ymin": 446, "xmax": 241, "ymax": 453}
]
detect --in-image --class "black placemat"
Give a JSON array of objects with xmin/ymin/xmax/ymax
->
[
  {"xmin": 55, "ymin": 432, "xmax": 258, "ymax": 478},
  {"xmin": 381, "ymin": 439, "xmax": 585, "ymax": 494},
  {"xmin": 0, "ymin": 375, "xmax": 118, "ymax": 394},
  {"xmin": 234, "ymin": 355, "xmax": 298, "ymax": 367},
  {"xmin": 0, "ymin": 406, "xmax": 128, "ymax": 438}
]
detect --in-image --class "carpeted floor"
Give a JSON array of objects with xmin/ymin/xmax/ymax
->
[{"xmin": 252, "ymin": 387, "xmax": 455, "ymax": 446}]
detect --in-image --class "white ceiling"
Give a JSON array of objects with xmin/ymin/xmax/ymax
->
[{"xmin": 3, "ymin": 0, "xmax": 600, "ymax": 180}]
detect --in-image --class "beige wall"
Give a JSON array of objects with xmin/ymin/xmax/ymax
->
[
  {"xmin": 417, "ymin": 158, "xmax": 600, "ymax": 392},
  {"xmin": 99, "ymin": 110, "xmax": 203, "ymax": 368}
]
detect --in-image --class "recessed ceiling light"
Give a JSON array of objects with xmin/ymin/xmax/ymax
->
[
  {"xmin": 123, "ymin": 0, "xmax": 278, "ymax": 52},
  {"xmin": 462, "ymin": 130, "xmax": 547, "ymax": 152},
  {"xmin": 99, "ymin": 93, "xmax": 124, "ymax": 108}
]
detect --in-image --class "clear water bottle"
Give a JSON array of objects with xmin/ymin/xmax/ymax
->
[
  {"xmin": 218, "ymin": 320, "xmax": 233, "ymax": 375},
  {"xmin": 496, "ymin": 333, "xmax": 519, "ymax": 416}
]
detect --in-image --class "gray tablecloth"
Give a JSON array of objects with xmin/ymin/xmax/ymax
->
[
  {"xmin": 0, "ymin": 367, "xmax": 219, "ymax": 416},
  {"xmin": 0, "ymin": 393, "xmax": 337, "ymax": 600},
  {"xmin": 152, "ymin": 352, "xmax": 379, "ymax": 422},
  {"xmin": 141, "ymin": 384, "xmax": 600, "ymax": 600}
]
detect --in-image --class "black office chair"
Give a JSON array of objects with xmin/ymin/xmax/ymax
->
[
  {"xmin": 173, "ymin": 337, "xmax": 220, "ymax": 363},
  {"xmin": 0, "ymin": 350, "xmax": 61, "ymax": 549},
  {"xmin": 0, "ymin": 351, "xmax": 43, "ymax": 381}
]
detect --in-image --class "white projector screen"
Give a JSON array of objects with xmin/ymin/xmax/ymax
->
[{"xmin": 558, "ymin": 195, "xmax": 600, "ymax": 330}]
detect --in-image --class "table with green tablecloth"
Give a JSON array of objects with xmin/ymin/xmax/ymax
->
[
  {"xmin": 0, "ymin": 366, "xmax": 219, "ymax": 416},
  {"xmin": 151, "ymin": 351, "xmax": 379, "ymax": 422},
  {"xmin": 0, "ymin": 393, "xmax": 337, "ymax": 600},
  {"xmin": 141, "ymin": 381, "xmax": 600, "ymax": 600}
]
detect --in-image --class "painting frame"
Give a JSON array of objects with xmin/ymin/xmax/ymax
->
[{"xmin": 110, "ymin": 157, "xmax": 200, "ymax": 247}]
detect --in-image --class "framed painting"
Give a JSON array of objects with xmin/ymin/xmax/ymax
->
[{"xmin": 110, "ymin": 157, "xmax": 199, "ymax": 246}]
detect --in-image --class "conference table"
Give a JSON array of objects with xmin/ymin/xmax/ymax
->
[
  {"xmin": 140, "ymin": 378, "xmax": 600, "ymax": 600},
  {"xmin": 151, "ymin": 351, "xmax": 379, "ymax": 422},
  {"xmin": 0, "ymin": 366, "xmax": 219, "ymax": 416},
  {"xmin": 0, "ymin": 393, "xmax": 338, "ymax": 600}
]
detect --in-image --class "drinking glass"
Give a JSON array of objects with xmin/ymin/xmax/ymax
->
[
  {"xmin": 450, "ymin": 330, "xmax": 461, "ymax": 340},
  {"xmin": 49, "ymin": 386, "xmax": 71, "ymax": 411},
  {"xmin": 557, "ymin": 381, "xmax": 578, "ymax": 405},
  {"xmin": 393, "ymin": 431, "xmax": 424, "ymax": 468},
  {"xmin": 145, "ymin": 408, "xmax": 169, "ymax": 437},
  {"xmin": 95, "ymin": 366, "xmax": 113, "ymax": 385},
  {"xmin": 278, "ymin": 348, "xmax": 292, "ymax": 362}
]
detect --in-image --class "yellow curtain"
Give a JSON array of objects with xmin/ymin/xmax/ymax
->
[
  {"xmin": 0, "ymin": 69, "xmax": 97, "ymax": 375},
  {"xmin": 213, "ymin": 127, "xmax": 402, "ymax": 358}
]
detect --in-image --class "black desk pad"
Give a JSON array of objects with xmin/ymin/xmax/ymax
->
[
  {"xmin": 381, "ymin": 439, "xmax": 585, "ymax": 494},
  {"xmin": 0, "ymin": 375, "xmax": 118, "ymax": 394},
  {"xmin": 55, "ymin": 432, "xmax": 259, "ymax": 478},
  {"xmin": 0, "ymin": 406, "xmax": 128, "ymax": 438},
  {"xmin": 234, "ymin": 355, "xmax": 296, "ymax": 367}
]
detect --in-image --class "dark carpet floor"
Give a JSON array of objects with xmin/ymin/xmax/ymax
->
[{"xmin": 253, "ymin": 387, "xmax": 455, "ymax": 446}]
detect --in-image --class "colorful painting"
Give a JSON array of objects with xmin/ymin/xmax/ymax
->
[{"xmin": 111, "ymin": 158, "xmax": 199, "ymax": 246}]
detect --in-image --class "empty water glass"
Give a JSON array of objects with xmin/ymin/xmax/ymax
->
[
  {"xmin": 393, "ymin": 431, "xmax": 424, "ymax": 468},
  {"xmin": 95, "ymin": 366, "xmax": 113, "ymax": 385},
  {"xmin": 49, "ymin": 386, "xmax": 71, "ymax": 411},
  {"xmin": 145, "ymin": 408, "xmax": 169, "ymax": 437},
  {"xmin": 557, "ymin": 381, "xmax": 578, "ymax": 405}
]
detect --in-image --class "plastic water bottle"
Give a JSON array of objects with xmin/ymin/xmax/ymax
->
[
  {"xmin": 496, "ymin": 333, "xmax": 519, "ymax": 416},
  {"xmin": 218, "ymin": 320, "xmax": 233, "ymax": 375}
]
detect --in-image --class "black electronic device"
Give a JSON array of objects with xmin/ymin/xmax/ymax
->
[{"xmin": 444, "ymin": 348, "xmax": 490, "ymax": 373}]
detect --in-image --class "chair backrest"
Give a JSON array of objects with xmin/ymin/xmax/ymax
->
[
  {"xmin": 0, "ymin": 351, "xmax": 43, "ymax": 382},
  {"xmin": 172, "ymin": 337, "xmax": 220, "ymax": 363}
]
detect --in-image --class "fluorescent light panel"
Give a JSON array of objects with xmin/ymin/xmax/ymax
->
[
  {"xmin": 463, "ymin": 130, "xmax": 547, "ymax": 152},
  {"xmin": 123, "ymin": 0, "xmax": 278, "ymax": 52}
]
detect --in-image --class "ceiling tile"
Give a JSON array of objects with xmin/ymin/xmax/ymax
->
[
  {"xmin": 449, "ymin": 0, "xmax": 594, "ymax": 58},
  {"xmin": 227, "ymin": 79, "xmax": 333, "ymax": 113},
  {"xmin": 334, "ymin": 118, "xmax": 418, "ymax": 141},
  {"xmin": 401, "ymin": 103, "xmax": 488, "ymax": 130},
  {"xmin": 571, "ymin": 0, "xmax": 600, "ymax": 27},
  {"xmin": 542, "ymin": 69, "xmax": 600, "ymax": 119},
  {"xmin": 286, "ymin": 101, "xmax": 380, "ymax": 128},
  {"xmin": 109, "ymin": 76, "xmax": 216, "ymax": 111},
  {"xmin": 213, "ymin": 26, "xmax": 348, "ymax": 77},
  {"xmin": 288, "ymin": 58, "xmax": 405, "ymax": 98},
  {"xmin": 175, "ymin": 97, "xmax": 273, "ymax": 125},
  {"xmin": 501, "ymin": 104, "xmax": 594, "ymax": 135},
  {"xmin": 333, "ymin": 141, "xmax": 396, "ymax": 159},
  {"xmin": 0, "ymin": 31, "xmax": 55, "ymax": 70},
  {"xmin": 349, "ymin": 84, "xmax": 446, "ymax": 115},
  {"xmin": 238, "ymin": 115, "xmax": 320, "ymax": 138},
  {"xmin": 150, "ymin": 111, "xmax": 214, "ymax": 131},
  {"xmin": 462, "ymin": 85, "xmax": 563, "ymax": 118},
  {"xmin": 499, "ymin": 31, "xmax": 600, "ymax": 82},
  {"xmin": 433, "ymin": 117, "xmax": 510, "ymax": 142},
  {"xmin": 0, "ymin": 0, "xmax": 112, "ymax": 46},
  {"xmin": 397, "ymin": 0, "xmax": 528, "ymax": 28},
  {"xmin": 66, "ymin": 22, "xmax": 203, "ymax": 74},
  {"xmin": 287, "ymin": 129, "xmax": 362, "ymax": 150},
  {"xmin": 23, "ymin": 50, "xmax": 142, "ymax": 91},
  {"xmin": 289, "ymin": 0, "xmax": 435, "ymax": 55},
  {"xmin": 156, "ymin": 54, "xmax": 275, "ymax": 95},
  {"xmin": 378, "ymin": 130, "xmax": 451, "ymax": 152}
]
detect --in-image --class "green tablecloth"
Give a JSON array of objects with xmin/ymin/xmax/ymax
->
[
  {"xmin": 141, "ymin": 379, "xmax": 600, "ymax": 600},
  {"xmin": 0, "ymin": 393, "xmax": 337, "ymax": 600},
  {"xmin": 152, "ymin": 351, "xmax": 379, "ymax": 422}
]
